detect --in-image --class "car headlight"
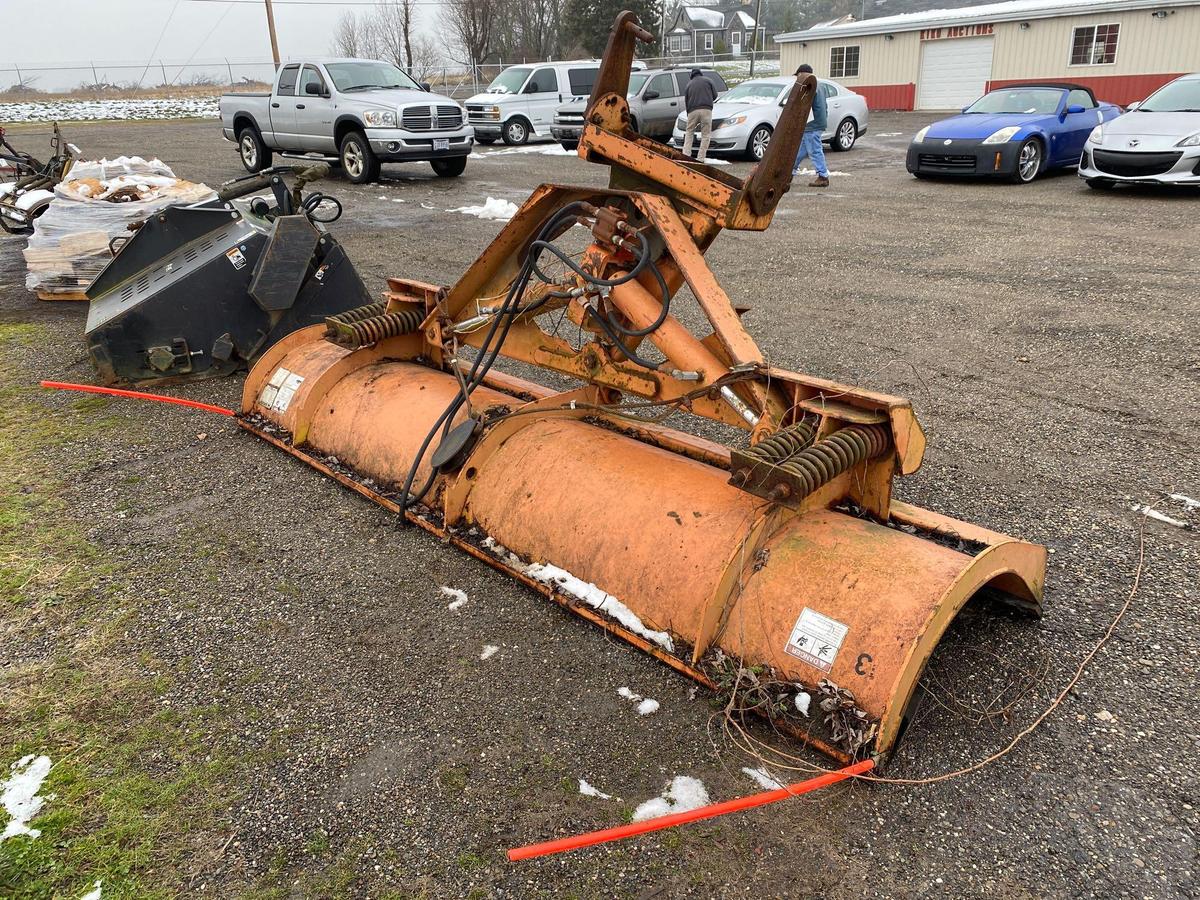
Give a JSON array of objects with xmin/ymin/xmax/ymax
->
[
  {"xmin": 1087, "ymin": 125, "xmax": 1103, "ymax": 145},
  {"xmin": 486, "ymin": 106, "xmax": 501, "ymax": 120},
  {"xmin": 914, "ymin": 126, "xmax": 930, "ymax": 142},
  {"xmin": 717, "ymin": 114, "xmax": 747, "ymax": 129},
  {"xmin": 1176, "ymin": 132, "xmax": 1200, "ymax": 147},
  {"xmin": 982, "ymin": 126, "xmax": 1021, "ymax": 144},
  {"xmin": 676, "ymin": 114, "xmax": 686, "ymax": 129},
  {"xmin": 363, "ymin": 109, "xmax": 397, "ymax": 128}
]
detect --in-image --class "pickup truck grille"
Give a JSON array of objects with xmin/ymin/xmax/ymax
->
[
  {"xmin": 555, "ymin": 112, "xmax": 584, "ymax": 125},
  {"xmin": 400, "ymin": 105, "xmax": 464, "ymax": 132}
]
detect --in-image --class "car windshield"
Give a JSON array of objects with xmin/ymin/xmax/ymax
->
[
  {"xmin": 487, "ymin": 67, "xmax": 533, "ymax": 95},
  {"xmin": 324, "ymin": 61, "xmax": 419, "ymax": 92},
  {"xmin": 627, "ymin": 73, "xmax": 649, "ymax": 97},
  {"xmin": 1139, "ymin": 78, "xmax": 1200, "ymax": 112},
  {"xmin": 964, "ymin": 88, "xmax": 1063, "ymax": 114},
  {"xmin": 720, "ymin": 82, "xmax": 784, "ymax": 104}
]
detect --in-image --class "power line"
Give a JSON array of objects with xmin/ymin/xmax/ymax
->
[{"xmin": 138, "ymin": 0, "xmax": 183, "ymax": 86}]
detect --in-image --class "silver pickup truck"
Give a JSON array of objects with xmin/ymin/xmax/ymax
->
[{"xmin": 220, "ymin": 58, "xmax": 473, "ymax": 184}]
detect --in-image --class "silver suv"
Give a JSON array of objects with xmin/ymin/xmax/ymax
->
[{"xmin": 552, "ymin": 67, "xmax": 728, "ymax": 150}]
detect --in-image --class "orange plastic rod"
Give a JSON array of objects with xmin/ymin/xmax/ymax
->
[
  {"xmin": 507, "ymin": 758, "xmax": 874, "ymax": 861},
  {"xmin": 40, "ymin": 381, "xmax": 235, "ymax": 416}
]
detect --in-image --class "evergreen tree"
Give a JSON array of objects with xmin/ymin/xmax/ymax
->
[{"xmin": 561, "ymin": 0, "xmax": 661, "ymax": 56}]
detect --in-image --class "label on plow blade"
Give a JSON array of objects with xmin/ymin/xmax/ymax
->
[
  {"xmin": 784, "ymin": 608, "xmax": 849, "ymax": 673},
  {"xmin": 260, "ymin": 366, "xmax": 305, "ymax": 414}
]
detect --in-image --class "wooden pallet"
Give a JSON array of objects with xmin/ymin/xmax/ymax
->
[{"xmin": 36, "ymin": 289, "xmax": 89, "ymax": 302}]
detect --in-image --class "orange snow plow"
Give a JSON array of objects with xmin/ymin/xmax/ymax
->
[{"xmin": 238, "ymin": 12, "xmax": 1046, "ymax": 763}]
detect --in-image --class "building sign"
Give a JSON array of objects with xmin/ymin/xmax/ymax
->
[{"xmin": 920, "ymin": 23, "xmax": 994, "ymax": 40}]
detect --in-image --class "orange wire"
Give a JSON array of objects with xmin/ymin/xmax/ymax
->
[{"xmin": 40, "ymin": 381, "xmax": 235, "ymax": 417}]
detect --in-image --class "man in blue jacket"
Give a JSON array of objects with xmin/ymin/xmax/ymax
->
[{"xmin": 791, "ymin": 64, "xmax": 829, "ymax": 187}]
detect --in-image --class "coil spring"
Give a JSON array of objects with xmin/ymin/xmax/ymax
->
[
  {"xmin": 326, "ymin": 301, "xmax": 386, "ymax": 327},
  {"xmin": 745, "ymin": 417, "xmax": 819, "ymax": 463},
  {"xmin": 777, "ymin": 424, "xmax": 891, "ymax": 500},
  {"xmin": 334, "ymin": 308, "xmax": 426, "ymax": 348}
]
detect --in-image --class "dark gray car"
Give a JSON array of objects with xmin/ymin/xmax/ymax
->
[{"xmin": 551, "ymin": 67, "xmax": 727, "ymax": 150}]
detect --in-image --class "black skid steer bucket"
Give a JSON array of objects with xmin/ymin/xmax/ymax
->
[{"xmin": 84, "ymin": 165, "xmax": 371, "ymax": 385}]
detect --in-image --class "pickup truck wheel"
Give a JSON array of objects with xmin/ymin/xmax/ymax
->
[
  {"xmin": 430, "ymin": 157, "xmax": 467, "ymax": 178},
  {"xmin": 502, "ymin": 118, "xmax": 530, "ymax": 145},
  {"xmin": 339, "ymin": 131, "xmax": 379, "ymax": 183},
  {"xmin": 237, "ymin": 127, "xmax": 271, "ymax": 173}
]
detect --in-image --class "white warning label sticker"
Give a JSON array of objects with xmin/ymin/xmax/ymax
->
[
  {"xmin": 784, "ymin": 607, "xmax": 849, "ymax": 673},
  {"xmin": 226, "ymin": 247, "xmax": 247, "ymax": 270},
  {"xmin": 259, "ymin": 367, "xmax": 305, "ymax": 414}
]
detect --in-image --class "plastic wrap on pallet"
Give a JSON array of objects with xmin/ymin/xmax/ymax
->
[{"xmin": 23, "ymin": 159, "xmax": 213, "ymax": 298}]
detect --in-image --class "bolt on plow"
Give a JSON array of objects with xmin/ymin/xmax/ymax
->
[{"xmin": 238, "ymin": 12, "xmax": 1047, "ymax": 764}]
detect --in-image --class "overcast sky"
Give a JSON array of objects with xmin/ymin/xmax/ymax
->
[{"xmin": 11, "ymin": 0, "xmax": 450, "ymax": 90}]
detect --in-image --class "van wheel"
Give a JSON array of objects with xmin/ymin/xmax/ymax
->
[
  {"xmin": 502, "ymin": 118, "xmax": 530, "ymax": 145},
  {"xmin": 238, "ymin": 126, "xmax": 272, "ymax": 172},
  {"xmin": 559, "ymin": 141, "xmax": 578, "ymax": 152},
  {"xmin": 431, "ymin": 157, "xmax": 467, "ymax": 178},
  {"xmin": 831, "ymin": 117, "xmax": 857, "ymax": 151},
  {"xmin": 339, "ymin": 131, "xmax": 380, "ymax": 183}
]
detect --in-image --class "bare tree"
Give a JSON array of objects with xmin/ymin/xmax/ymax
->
[
  {"xmin": 407, "ymin": 34, "xmax": 443, "ymax": 82},
  {"xmin": 443, "ymin": 0, "xmax": 498, "ymax": 67},
  {"xmin": 331, "ymin": 11, "xmax": 364, "ymax": 57},
  {"xmin": 366, "ymin": 0, "xmax": 418, "ymax": 69},
  {"xmin": 514, "ymin": 0, "xmax": 563, "ymax": 59}
]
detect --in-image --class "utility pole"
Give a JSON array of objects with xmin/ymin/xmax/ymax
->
[
  {"xmin": 749, "ymin": 0, "xmax": 764, "ymax": 76},
  {"xmin": 264, "ymin": 0, "xmax": 281, "ymax": 67}
]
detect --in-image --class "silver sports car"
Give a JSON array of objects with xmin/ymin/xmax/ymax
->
[
  {"xmin": 669, "ymin": 76, "xmax": 869, "ymax": 161},
  {"xmin": 1079, "ymin": 72, "xmax": 1200, "ymax": 188}
]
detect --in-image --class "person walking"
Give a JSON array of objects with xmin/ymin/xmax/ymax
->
[
  {"xmin": 791, "ymin": 64, "xmax": 829, "ymax": 187},
  {"xmin": 682, "ymin": 68, "xmax": 718, "ymax": 162}
]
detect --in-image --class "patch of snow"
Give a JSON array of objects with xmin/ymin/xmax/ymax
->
[
  {"xmin": 1132, "ymin": 505, "xmax": 1188, "ymax": 529},
  {"xmin": 0, "ymin": 97, "xmax": 219, "ymax": 123},
  {"xmin": 441, "ymin": 586, "xmax": 468, "ymax": 611},
  {"xmin": 632, "ymin": 775, "xmax": 710, "ymax": 822},
  {"xmin": 636, "ymin": 698, "xmax": 660, "ymax": 716},
  {"xmin": 733, "ymin": 10, "xmax": 756, "ymax": 27},
  {"xmin": 617, "ymin": 687, "xmax": 641, "ymax": 702},
  {"xmin": 377, "ymin": 195, "xmax": 388, "ymax": 200},
  {"xmin": 741, "ymin": 766, "xmax": 785, "ymax": 790},
  {"xmin": 793, "ymin": 168, "xmax": 849, "ymax": 177},
  {"xmin": 391, "ymin": 198, "xmax": 405, "ymax": 203},
  {"xmin": 794, "ymin": 690, "xmax": 811, "ymax": 717},
  {"xmin": 1, "ymin": 755, "xmax": 52, "ymax": 841},
  {"xmin": 875, "ymin": 132, "xmax": 903, "ymax": 137},
  {"xmin": 1168, "ymin": 493, "xmax": 1199, "ymax": 509},
  {"xmin": 526, "ymin": 562, "xmax": 674, "ymax": 651},
  {"xmin": 480, "ymin": 644, "xmax": 499, "ymax": 660},
  {"xmin": 685, "ymin": 7, "xmax": 725, "ymax": 28},
  {"xmin": 450, "ymin": 197, "xmax": 519, "ymax": 221},
  {"xmin": 79, "ymin": 881, "xmax": 103, "ymax": 900},
  {"xmin": 578, "ymin": 779, "xmax": 613, "ymax": 800}
]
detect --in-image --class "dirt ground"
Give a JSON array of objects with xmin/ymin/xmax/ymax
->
[{"xmin": 1, "ymin": 115, "xmax": 1197, "ymax": 900}]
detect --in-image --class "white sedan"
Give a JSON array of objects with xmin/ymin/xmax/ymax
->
[
  {"xmin": 1079, "ymin": 72, "xmax": 1200, "ymax": 188},
  {"xmin": 670, "ymin": 76, "xmax": 869, "ymax": 162}
]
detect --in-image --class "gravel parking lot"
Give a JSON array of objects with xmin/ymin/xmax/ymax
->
[{"xmin": 1, "ymin": 113, "xmax": 1197, "ymax": 899}]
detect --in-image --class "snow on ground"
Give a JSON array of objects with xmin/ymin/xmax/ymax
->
[
  {"xmin": 480, "ymin": 644, "xmax": 499, "ymax": 660},
  {"xmin": 0, "ymin": 97, "xmax": 218, "ymax": 123},
  {"xmin": 631, "ymin": 776, "xmax": 710, "ymax": 822},
  {"xmin": 526, "ymin": 563, "xmax": 673, "ymax": 651},
  {"xmin": 450, "ymin": 197, "xmax": 519, "ymax": 221},
  {"xmin": 578, "ymin": 779, "xmax": 614, "ymax": 800},
  {"xmin": 78, "ymin": 881, "xmax": 103, "ymax": 900},
  {"xmin": 616, "ymin": 687, "xmax": 659, "ymax": 715},
  {"xmin": 474, "ymin": 144, "xmax": 574, "ymax": 157},
  {"xmin": 441, "ymin": 586, "xmax": 468, "ymax": 611},
  {"xmin": 1168, "ymin": 494, "xmax": 1198, "ymax": 509},
  {"xmin": 794, "ymin": 168, "xmax": 849, "ymax": 177},
  {"xmin": 874, "ymin": 132, "xmax": 904, "ymax": 137},
  {"xmin": 1, "ymin": 754, "xmax": 52, "ymax": 840},
  {"xmin": 794, "ymin": 690, "xmax": 811, "ymax": 717},
  {"xmin": 741, "ymin": 766, "xmax": 785, "ymax": 790},
  {"xmin": 1133, "ymin": 505, "xmax": 1188, "ymax": 529}
]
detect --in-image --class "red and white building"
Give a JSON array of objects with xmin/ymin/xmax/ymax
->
[{"xmin": 775, "ymin": 0, "xmax": 1200, "ymax": 109}]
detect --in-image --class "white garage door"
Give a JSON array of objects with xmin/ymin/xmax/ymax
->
[{"xmin": 917, "ymin": 37, "xmax": 995, "ymax": 110}]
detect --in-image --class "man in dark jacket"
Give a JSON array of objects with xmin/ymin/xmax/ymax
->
[
  {"xmin": 791, "ymin": 64, "xmax": 830, "ymax": 187},
  {"xmin": 682, "ymin": 69, "xmax": 718, "ymax": 161}
]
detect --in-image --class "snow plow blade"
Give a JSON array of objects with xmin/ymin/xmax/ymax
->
[
  {"xmin": 237, "ymin": 12, "xmax": 1046, "ymax": 763},
  {"xmin": 84, "ymin": 165, "xmax": 369, "ymax": 385}
]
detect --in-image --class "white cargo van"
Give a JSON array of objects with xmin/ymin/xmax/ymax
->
[{"xmin": 466, "ymin": 60, "xmax": 645, "ymax": 145}]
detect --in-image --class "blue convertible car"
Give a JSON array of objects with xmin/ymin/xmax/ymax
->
[{"xmin": 907, "ymin": 83, "xmax": 1122, "ymax": 183}]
